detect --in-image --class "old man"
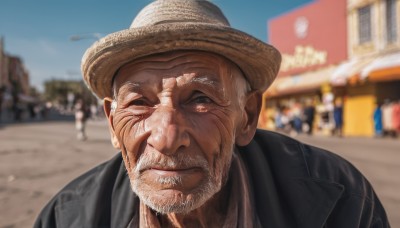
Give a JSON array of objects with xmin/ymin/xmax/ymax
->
[{"xmin": 35, "ymin": 0, "xmax": 389, "ymax": 227}]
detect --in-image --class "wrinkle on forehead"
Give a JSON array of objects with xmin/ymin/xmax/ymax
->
[
  {"xmin": 131, "ymin": 51, "xmax": 226, "ymax": 65},
  {"xmin": 113, "ymin": 51, "xmax": 250, "ymax": 101},
  {"xmin": 117, "ymin": 82, "xmax": 141, "ymax": 96}
]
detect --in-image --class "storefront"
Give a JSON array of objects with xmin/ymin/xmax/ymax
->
[
  {"xmin": 355, "ymin": 52, "xmax": 400, "ymax": 136},
  {"xmin": 261, "ymin": 66, "xmax": 338, "ymax": 135},
  {"xmin": 262, "ymin": 0, "xmax": 348, "ymax": 135},
  {"xmin": 328, "ymin": 51, "xmax": 400, "ymax": 137}
]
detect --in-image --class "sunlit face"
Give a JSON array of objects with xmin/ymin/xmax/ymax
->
[{"xmin": 107, "ymin": 51, "xmax": 249, "ymax": 214}]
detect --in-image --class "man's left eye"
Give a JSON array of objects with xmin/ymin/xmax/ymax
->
[{"xmin": 191, "ymin": 95, "xmax": 213, "ymax": 104}]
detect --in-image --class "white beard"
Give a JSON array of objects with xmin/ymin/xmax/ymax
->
[{"xmin": 129, "ymin": 146, "xmax": 233, "ymax": 214}]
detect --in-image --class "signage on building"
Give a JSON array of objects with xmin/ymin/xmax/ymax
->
[
  {"xmin": 294, "ymin": 17, "xmax": 309, "ymax": 39},
  {"xmin": 281, "ymin": 45, "xmax": 327, "ymax": 72},
  {"xmin": 268, "ymin": 0, "xmax": 347, "ymax": 75}
]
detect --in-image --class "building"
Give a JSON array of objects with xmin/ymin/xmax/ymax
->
[
  {"xmin": 0, "ymin": 37, "xmax": 10, "ymax": 115},
  {"xmin": 8, "ymin": 56, "xmax": 31, "ymax": 97},
  {"xmin": 261, "ymin": 0, "xmax": 400, "ymax": 137},
  {"xmin": 0, "ymin": 37, "xmax": 10, "ymax": 91},
  {"xmin": 0, "ymin": 37, "xmax": 33, "ymax": 120},
  {"xmin": 260, "ymin": 0, "xmax": 348, "ymax": 135},
  {"xmin": 336, "ymin": 0, "xmax": 400, "ymax": 136}
]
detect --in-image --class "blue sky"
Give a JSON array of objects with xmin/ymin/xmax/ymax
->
[{"xmin": 0, "ymin": 0, "xmax": 312, "ymax": 91}]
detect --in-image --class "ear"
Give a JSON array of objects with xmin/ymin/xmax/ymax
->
[
  {"xmin": 235, "ymin": 91, "xmax": 262, "ymax": 146},
  {"xmin": 103, "ymin": 97, "xmax": 121, "ymax": 149}
]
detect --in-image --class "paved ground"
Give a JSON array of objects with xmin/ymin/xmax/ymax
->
[
  {"xmin": 0, "ymin": 119, "xmax": 116, "ymax": 228},
  {"xmin": 0, "ymin": 120, "xmax": 399, "ymax": 227}
]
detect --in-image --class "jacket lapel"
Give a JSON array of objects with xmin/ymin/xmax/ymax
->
[
  {"xmin": 240, "ymin": 130, "xmax": 345, "ymax": 228},
  {"xmin": 282, "ymin": 178, "xmax": 344, "ymax": 228}
]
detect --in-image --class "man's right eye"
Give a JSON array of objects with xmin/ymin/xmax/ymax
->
[{"xmin": 129, "ymin": 99, "xmax": 150, "ymax": 106}]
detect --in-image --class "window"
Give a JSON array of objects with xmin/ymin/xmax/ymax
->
[
  {"xmin": 358, "ymin": 5, "xmax": 372, "ymax": 44},
  {"xmin": 386, "ymin": 0, "xmax": 397, "ymax": 43}
]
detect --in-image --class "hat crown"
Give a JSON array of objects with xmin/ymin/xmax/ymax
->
[{"xmin": 131, "ymin": 0, "xmax": 230, "ymax": 28}]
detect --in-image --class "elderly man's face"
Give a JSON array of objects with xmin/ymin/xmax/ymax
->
[{"xmin": 104, "ymin": 51, "xmax": 259, "ymax": 214}]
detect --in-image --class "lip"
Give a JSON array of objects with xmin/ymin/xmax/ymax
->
[
  {"xmin": 144, "ymin": 167, "xmax": 202, "ymax": 176},
  {"xmin": 141, "ymin": 167, "xmax": 205, "ymax": 189}
]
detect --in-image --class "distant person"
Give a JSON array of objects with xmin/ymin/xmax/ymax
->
[
  {"xmin": 382, "ymin": 100, "xmax": 395, "ymax": 137},
  {"xmin": 28, "ymin": 102, "xmax": 36, "ymax": 119},
  {"xmin": 373, "ymin": 103, "xmax": 383, "ymax": 137},
  {"xmin": 0, "ymin": 86, "xmax": 4, "ymax": 122},
  {"xmin": 35, "ymin": 1, "xmax": 389, "ymax": 227},
  {"xmin": 333, "ymin": 98, "xmax": 344, "ymax": 137},
  {"xmin": 393, "ymin": 101, "xmax": 400, "ymax": 137},
  {"xmin": 289, "ymin": 102, "xmax": 303, "ymax": 136},
  {"xmin": 274, "ymin": 106, "xmax": 285, "ymax": 130},
  {"xmin": 74, "ymin": 99, "xmax": 87, "ymax": 141},
  {"xmin": 11, "ymin": 93, "xmax": 22, "ymax": 122},
  {"xmin": 90, "ymin": 103, "xmax": 99, "ymax": 120},
  {"xmin": 303, "ymin": 99, "xmax": 315, "ymax": 135}
]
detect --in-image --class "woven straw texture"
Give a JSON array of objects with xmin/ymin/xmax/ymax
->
[{"xmin": 81, "ymin": 0, "xmax": 281, "ymax": 98}]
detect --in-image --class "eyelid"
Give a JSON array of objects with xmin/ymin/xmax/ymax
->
[
  {"xmin": 119, "ymin": 93, "xmax": 150, "ymax": 108},
  {"xmin": 188, "ymin": 91, "xmax": 214, "ymax": 103}
]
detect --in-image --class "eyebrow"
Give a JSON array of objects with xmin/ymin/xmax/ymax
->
[
  {"xmin": 116, "ymin": 76, "xmax": 224, "ymax": 97},
  {"xmin": 117, "ymin": 82, "xmax": 141, "ymax": 96},
  {"xmin": 186, "ymin": 76, "xmax": 222, "ymax": 92}
]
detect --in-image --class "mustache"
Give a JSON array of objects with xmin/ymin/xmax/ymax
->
[{"xmin": 134, "ymin": 151, "xmax": 209, "ymax": 174}]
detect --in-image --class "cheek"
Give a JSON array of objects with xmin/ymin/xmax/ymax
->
[
  {"xmin": 113, "ymin": 109, "xmax": 147, "ymax": 167},
  {"xmin": 189, "ymin": 108, "xmax": 238, "ymax": 170}
]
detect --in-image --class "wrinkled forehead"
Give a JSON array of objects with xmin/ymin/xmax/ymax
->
[{"xmin": 112, "ymin": 50, "xmax": 245, "ymax": 89}]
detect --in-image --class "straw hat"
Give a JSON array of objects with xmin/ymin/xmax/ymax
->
[{"xmin": 81, "ymin": 0, "xmax": 281, "ymax": 99}]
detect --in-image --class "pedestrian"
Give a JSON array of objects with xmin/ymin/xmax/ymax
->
[
  {"xmin": 290, "ymin": 102, "xmax": 303, "ymax": 136},
  {"xmin": 34, "ymin": 1, "xmax": 389, "ymax": 227},
  {"xmin": 274, "ymin": 106, "xmax": 285, "ymax": 130},
  {"xmin": 0, "ymin": 86, "xmax": 4, "ymax": 122},
  {"xmin": 11, "ymin": 93, "xmax": 22, "ymax": 122},
  {"xmin": 373, "ymin": 102, "xmax": 383, "ymax": 137},
  {"xmin": 28, "ymin": 102, "xmax": 36, "ymax": 119},
  {"xmin": 90, "ymin": 103, "xmax": 98, "ymax": 120},
  {"xmin": 393, "ymin": 100, "xmax": 400, "ymax": 137},
  {"xmin": 382, "ymin": 100, "xmax": 395, "ymax": 137},
  {"xmin": 74, "ymin": 99, "xmax": 87, "ymax": 141},
  {"xmin": 333, "ymin": 98, "xmax": 344, "ymax": 137},
  {"xmin": 303, "ymin": 99, "xmax": 315, "ymax": 135}
]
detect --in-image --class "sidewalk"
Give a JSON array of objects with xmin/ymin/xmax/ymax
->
[
  {"xmin": 0, "ymin": 120, "xmax": 116, "ymax": 227},
  {"xmin": 0, "ymin": 108, "xmax": 74, "ymax": 127}
]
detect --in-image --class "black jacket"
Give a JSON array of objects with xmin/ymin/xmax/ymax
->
[{"xmin": 34, "ymin": 130, "xmax": 390, "ymax": 227}]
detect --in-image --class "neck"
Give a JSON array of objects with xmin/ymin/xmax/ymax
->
[{"xmin": 159, "ymin": 181, "xmax": 231, "ymax": 228}]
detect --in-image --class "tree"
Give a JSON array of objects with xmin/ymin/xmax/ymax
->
[{"xmin": 43, "ymin": 79, "xmax": 97, "ymax": 107}]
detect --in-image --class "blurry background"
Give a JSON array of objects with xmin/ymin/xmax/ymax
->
[{"xmin": 1, "ymin": 0, "xmax": 399, "ymax": 227}]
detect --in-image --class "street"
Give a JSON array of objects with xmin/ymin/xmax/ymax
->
[
  {"xmin": 0, "ymin": 119, "xmax": 116, "ymax": 228},
  {"xmin": 0, "ymin": 120, "xmax": 399, "ymax": 227}
]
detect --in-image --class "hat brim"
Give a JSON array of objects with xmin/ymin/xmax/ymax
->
[{"xmin": 81, "ymin": 23, "xmax": 281, "ymax": 99}]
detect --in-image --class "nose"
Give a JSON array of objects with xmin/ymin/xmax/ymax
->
[{"xmin": 146, "ymin": 107, "xmax": 190, "ymax": 155}]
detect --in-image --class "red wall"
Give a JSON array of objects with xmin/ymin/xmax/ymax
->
[{"xmin": 268, "ymin": 0, "xmax": 347, "ymax": 76}]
